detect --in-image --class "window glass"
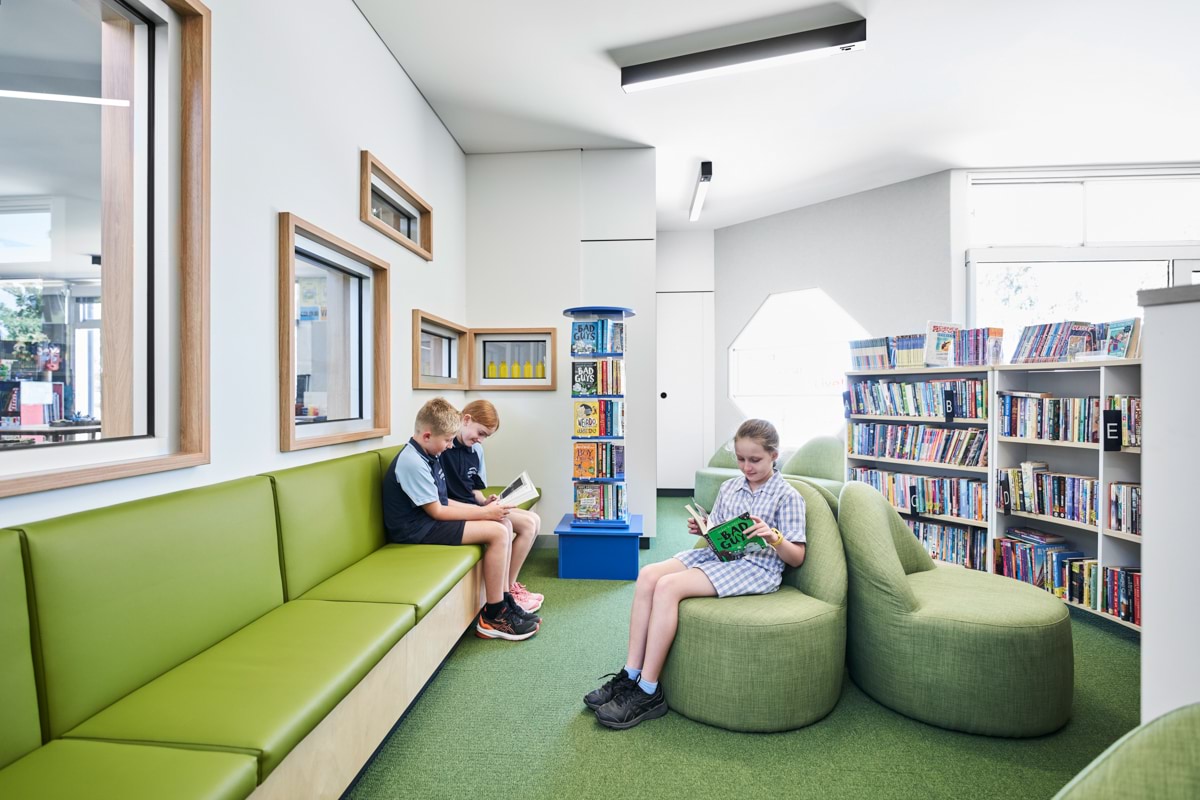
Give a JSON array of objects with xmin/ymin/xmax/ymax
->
[
  {"xmin": 1086, "ymin": 179, "xmax": 1200, "ymax": 243},
  {"xmin": 294, "ymin": 251, "xmax": 364, "ymax": 424},
  {"xmin": 0, "ymin": 0, "xmax": 151, "ymax": 449},
  {"xmin": 421, "ymin": 330, "xmax": 453, "ymax": 378},
  {"xmin": 970, "ymin": 183, "xmax": 1084, "ymax": 247},
  {"xmin": 975, "ymin": 261, "xmax": 1168, "ymax": 360},
  {"xmin": 730, "ymin": 289, "xmax": 867, "ymax": 447}
]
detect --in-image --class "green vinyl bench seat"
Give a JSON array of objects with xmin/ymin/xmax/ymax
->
[
  {"xmin": 302, "ymin": 543, "xmax": 482, "ymax": 618},
  {"xmin": 0, "ymin": 740, "xmax": 257, "ymax": 800},
  {"xmin": 64, "ymin": 599, "xmax": 414, "ymax": 780}
]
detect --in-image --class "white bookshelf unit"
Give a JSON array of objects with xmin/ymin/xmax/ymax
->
[{"xmin": 844, "ymin": 359, "xmax": 1143, "ymax": 631}]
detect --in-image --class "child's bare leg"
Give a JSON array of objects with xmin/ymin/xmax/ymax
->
[
  {"xmin": 507, "ymin": 509, "xmax": 538, "ymax": 585},
  {"xmin": 462, "ymin": 521, "xmax": 512, "ymax": 604},
  {"xmin": 626, "ymin": 558, "xmax": 688, "ymax": 670},
  {"xmin": 640, "ymin": 568, "xmax": 717, "ymax": 683},
  {"xmin": 500, "ymin": 517, "xmax": 514, "ymax": 588}
]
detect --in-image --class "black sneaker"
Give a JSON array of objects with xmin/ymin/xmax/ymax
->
[
  {"xmin": 583, "ymin": 669, "xmax": 638, "ymax": 711},
  {"xmin": 475, "ymin": 603, "xmax": 539, "ymax": 641},
  {"xmin": 505, "ymin": 593, "xmax": 541, "ymax": 624},
  {"xmin": 595, "ymin": 682, "xmax": 667, "ymax": 729}
]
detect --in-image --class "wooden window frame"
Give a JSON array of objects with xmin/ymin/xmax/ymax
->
[
  {"xmin": 360, "ymin": 150, "xmax": 433, "ymax": 261},
  {"xmin": 412, "ymin": 310, "xmax": 469, "ymax": 390},
  {"xmin": 279, "ymin": 213, "xmax": 390, "ymax": 452},
  {"xmin": 0, "ymin": 0, "xmax": 211, "ymax": 499},
  {"xmin": 468, "ymin": 328, "xmax": 558, "ymax": 391}
]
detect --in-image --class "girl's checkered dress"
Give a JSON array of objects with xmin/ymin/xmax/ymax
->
[{"xmin": 674, "ymin": 470, "xmax": 806, "ymax": 597}]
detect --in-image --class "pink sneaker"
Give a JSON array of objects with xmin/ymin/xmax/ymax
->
[{"xmin": 510, "ymin": 581, "xmax": 543, "ymax": 613}]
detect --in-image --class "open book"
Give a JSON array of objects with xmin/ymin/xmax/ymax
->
[
  {"xmin": 684, "ymin": 503, "xmax": 772, "ymax": 562},
  {"xmin": 495, "ymin": 471, "xmax": 539, "ymax": 508}
]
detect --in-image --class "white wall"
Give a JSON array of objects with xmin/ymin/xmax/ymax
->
[
  {"xmin": 656, "ymin": 230, "xmax": 714, "ymax": 293},
  {"xmin": 712, "ymin": 171, "xmax": 954, "ymax": 440},
  {"xmin": 1140, "ymin": 288, "xmax": 1200, "ymax": 722},
  {"xmin": 0, "ymin": 0, "xmax": 467, "ymax": 526},
  {"xmin": 466, "ymin": 148, "xmax": 657, "ymax": 539}
]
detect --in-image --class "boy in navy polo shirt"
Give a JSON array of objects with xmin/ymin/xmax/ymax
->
[{"xmin": 383, "ymin": 397, "xmax": 538, "ymax": 641}]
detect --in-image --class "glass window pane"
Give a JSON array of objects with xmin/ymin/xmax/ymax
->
[
  {"xmin": 970, "ymin": 183, "xmax": 1085, "ymax": 247},
  {"xmin": 0, "ymin": 211, "xmax": 52, "ymax": 263},
  {"xmin": 421, "ymin": 331, "xmax": 452, "ymax": 378},
  {"xmin": 974, "ymin": 261, "xmax": 1168, "ymax": 361},
  {"xmin": 1086, "ymin": 179, "xmax": 1200, "ymax": 243},
  {"xmin": 294, "ymin": 255, "xmax": 363, "ymax": 424},
  {"xmin": 729, "ymin": 289, "xmax": 868, "ymax": 447}
]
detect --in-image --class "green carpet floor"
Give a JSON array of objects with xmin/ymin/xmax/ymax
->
[{"xmin": 345, "ymin": 498, "xmax": 1140, "ymax": 800}]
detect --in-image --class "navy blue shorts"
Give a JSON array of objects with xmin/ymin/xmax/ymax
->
[{"xmin": 386, "ymin": 519, "xmax": 465, "ymax": 546}]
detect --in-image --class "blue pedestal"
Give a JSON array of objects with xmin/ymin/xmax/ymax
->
[{"xmin": 554, "ymin": 513, "xmax": 643, "ymax": 580}]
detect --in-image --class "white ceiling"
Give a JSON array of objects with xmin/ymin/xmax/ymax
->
[{"xmin": 354, "ymin": 0, "xmax": 1200, "ymax": 231}]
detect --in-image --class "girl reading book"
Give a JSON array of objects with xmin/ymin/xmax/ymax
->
[
  {"xmin": 440, "ymin": 399, "xmax": 544, "ymax": 613},
  {"xmin": 584, "ymin": 418, "xmax": 807, "ymax": 729}
]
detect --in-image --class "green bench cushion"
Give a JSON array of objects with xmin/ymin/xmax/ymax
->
[
  {"xmin": 0, "ymin": 740, "xmax": 257, "ymax": 800},
  {"xmin": 264, "ymin": 452, "xmax": 387, "ymax": 599},
  {"xmin": 302, "ymin": 543, "xmax": 482, "ymax": 619},
  {"xmin": 21, "ymin": 477, "xmax": 283, "ymax": 739},
  {"xmin": 66, "ymin": 599, "xmax": 415, "ymax": 781},
  {"xmin": 0, "ymin": 529, "xmax": 41, "ymax": 769},
  {"xmin": 481, "ymin": 486, "xmax": 540, "ymax": 511}
]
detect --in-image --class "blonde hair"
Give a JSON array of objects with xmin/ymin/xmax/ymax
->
[
  {"xmin": 415, "ymin": 397, "xmax": 461, "ymax": 437},
  {"xmin": 735, "ymin": 418, "xmax": 780, "ymax": 457},
  {"xmin": 461, "ymin": 399, "xmax": 500, "ymax": 432}
]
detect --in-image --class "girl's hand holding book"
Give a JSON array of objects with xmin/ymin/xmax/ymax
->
[
  {"xmin": 743, "ymin": 515, "xmax": 781, "ymax": 546},
  {"xmin": 686, "ymin": 517, "xmax": 702, "ymax": 535}
]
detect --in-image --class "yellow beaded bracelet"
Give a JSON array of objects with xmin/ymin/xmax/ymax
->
[{"xmin": 770, "ymin": 528, "xmax": 785, "ymax": 548}]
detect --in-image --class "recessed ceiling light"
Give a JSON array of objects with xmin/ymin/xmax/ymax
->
[{"xmin": 622, "ymin": 19, "xmax": 866, "ymax": 93}]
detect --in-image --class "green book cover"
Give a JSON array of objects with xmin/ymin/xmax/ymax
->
[{"xmin": 703, "ymin": 513, "xmax": 773, "ymax": 562}]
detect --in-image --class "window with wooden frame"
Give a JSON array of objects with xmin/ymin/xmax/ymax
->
[
  {"xmin": 360, "ymin": 151, "xmax": 433, "ymax": 261},
  {"xmin": 0, "ymin": 0, "xmax": 211, "ymax": 498},
  {"xmin": 469, "ymin": 328, "xmax": 557, "ymax": 391},
  {"xmin": 412, "ymin": 310, "xmax": 468, "ymax": 390},
  {"xmin": 279, "ymin": 214, "xmax": 390, "ymax": 452}
]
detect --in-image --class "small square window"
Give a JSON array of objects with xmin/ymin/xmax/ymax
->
[
  {"xmin": 360, "ymin": 151, "xmax": 432, "ymax": 260},
  {"xmin": 412, "ymin": 310, "xmax": 468, "ymax": 390}
]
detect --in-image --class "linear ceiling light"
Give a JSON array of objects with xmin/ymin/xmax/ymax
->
[
  {"xmin": 622, "ymin": 19, "xmax": 866, "ymax": 93},
  {"xmin": 0, "ymin": 89, "xmax": 130, "ymax": 107},
  {"xmin": 689, "ymin": 161, "xmax": 713, "ymax": 222}
]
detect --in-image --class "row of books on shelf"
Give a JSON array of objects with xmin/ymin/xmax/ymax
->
[
  {"xmin": 997, "ymin": 536, "xmax": 1141, "ymax": 624},
  {"xmin": 997, "ymin": 392, "xmax": 1100, "ymax": 443},
  {"xmin": 571, "ymin": 359, "xmax": 625, "ymax": 397},
  {"xmin": 1010, "ymin": 318, "xmax": 1140, "ymax": 363},
  {"xmin": 573, "ymin": 399, "xmax": 625, "ymax": 438},
  {"xmin": 572, "ymin": 441, "xmax": 625, "ymax": 481},
  {"xmin": 573, "ymin": 483, "xmax": 627, "ymax": 522},
  {"xmin": 996, "ymin": 463, "xmax": 1099, "ymax": 526},
  {"xmin": 906, "ymin": 519, "xmax": 988, "ymax": 571},
  {"xmin": 847, "ymin": 423, "xmax": 988, "ymax": 468},
  {"xmin": 1107, "ymin": 395, "xmax": 1142, "ymax": 447},
  {"xmin": 1109, "ymin": 483, "xmax": 1142, "ymax": 536},
  {"xmin": 847, "ymin": 378, "xmax": 988, "ymax": 420},
  {"xmin": 570, "ymin": 319, "xmax": 625, "ymax": 356},
  {"xmin": 849, "ymin": 323, "xmax": 1005, "ymax": 370},
  {"xmin": 847, "ymin": 467, "xmax": 988, "ymax": 523}
]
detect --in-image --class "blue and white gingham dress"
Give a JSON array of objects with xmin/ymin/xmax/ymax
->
[{"xmin": 674, "ymin": 470, "xmax": 806, "ymax": 597}]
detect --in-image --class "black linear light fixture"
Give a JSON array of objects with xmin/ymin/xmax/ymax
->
[
  {"xmin": 690, "ymin": 162, "xmax": 713, "ymax": 222},
  {"xmin": 622, "ymin": 19, "xmax": 866, "ymax": 93}
]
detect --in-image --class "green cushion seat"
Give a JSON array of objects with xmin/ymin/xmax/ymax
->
[
  {"xmin": 661, "ymin": 481, "xmax": 847, "ymax": 731},
  {"xmin": 838, "ymin": 481, "xmax": 1073, "ymax": 737},
  {"xmin": 302, "ymin": 543, "xmax": 482, "ymax": 619},
  {"xmin": 65, "ymin": 599, "xmax": 415, "ymax": 781},
  {"xmin": 0, "ymin": 740, "xmax": 257, "ymax": 800},
  {"xmin": 264, "ymin": 452, "xmax": 387, "ymax": 599},
  {"xmin": 0, "ymin": 529, "xmax": 42, "ymax": 770},
  {"xmin": 20, "ymin": 477, "xmax": 284, "ymax": 739},
  {"xmin": 1053, "ymin": 702, "xmax": 1200, "ymax": 799}
]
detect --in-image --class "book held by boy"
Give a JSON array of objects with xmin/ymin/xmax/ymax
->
[{"xmin": 494, "ymin": 471, "xmax": 539, "ymax": 508}]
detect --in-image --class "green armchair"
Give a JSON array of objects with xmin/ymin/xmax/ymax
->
[
  {"xmin": 1053, "ymin": 703, "xmax": 1200, "ymax": 799},
  {"xmin": 660, "ymin": 480, "xmax": 847, "ymax": 731},
  {"xmin": 838, "ymin": 482, "xmax": 1073, "ymax": 737}
]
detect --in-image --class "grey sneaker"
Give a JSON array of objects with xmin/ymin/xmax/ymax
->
[
  {"xmin": 595, "ymin": 681, "xmax": 667, "ymax": 729},
  {"xmin": 584, "ymin": 669, "xmax": 638, "ymax": 711}
]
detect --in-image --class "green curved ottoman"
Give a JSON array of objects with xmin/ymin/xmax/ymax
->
[
  {"xmin": 838, "ymin": 482, "xmax": 1073, "ymax": 737},
  {"xmin": 1053, "ymin": 703, "xmax": 1200, "ymax": 798},
  {"xmin": 660, "ymin": 481, "xmax": 847, "ymax": 732}
]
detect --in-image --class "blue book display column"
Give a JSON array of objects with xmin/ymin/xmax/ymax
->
[{"xmin": 555, "ymin": 306, "xmax": 642, "ymax": 579}]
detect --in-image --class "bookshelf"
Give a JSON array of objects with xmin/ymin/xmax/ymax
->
[
  {"xmin": 844, "ymin": 358, "xmax": 1144, "ymax": 630},
  {"xmin": 554, "ymin": 306, "xmax": 640, "ymax": 581}
]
